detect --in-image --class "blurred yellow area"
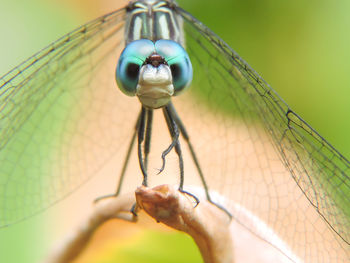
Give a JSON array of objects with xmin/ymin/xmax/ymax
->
[{"xmin": 73, "ymin": 215, "xmax": 202, "ymax": 263}]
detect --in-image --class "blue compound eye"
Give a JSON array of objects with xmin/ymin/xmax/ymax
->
[
  {"xmin": 155, "ymin": 40, "xmax": 193, "ymax": 95},
  {"xmin": 116, "ymin": 39, "xmax": 155, "ymax": 96}
]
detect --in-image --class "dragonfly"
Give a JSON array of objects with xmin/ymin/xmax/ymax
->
[{"xmin": 0, "ymin": 0, "xmax": 349, "ymax": 262}]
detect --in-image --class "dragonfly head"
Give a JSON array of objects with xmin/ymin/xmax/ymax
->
[{"xmin": 116, "ymin": 39, "xmax": 193, "ymax": 109}]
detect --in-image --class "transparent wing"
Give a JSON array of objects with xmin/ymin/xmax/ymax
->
[
  {"xmin": 174, "ymin": 6, "xmax": 350, "ymax": 262},
  {"xmin": 0, "ymin": 8, "xmax": 132, "ymax": 227}
]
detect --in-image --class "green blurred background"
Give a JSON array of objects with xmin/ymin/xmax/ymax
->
[{"xmin": 0, "ymin": 0, "xmax": 349, "ymax": 262}]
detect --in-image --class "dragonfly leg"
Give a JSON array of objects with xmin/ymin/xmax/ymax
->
[
  {"xmin": 144, "ymin": 109, "xmax": 153, "ymax": 172},
  {"xmin": 167, "ymin": 102, "xmax": 232, "ymax": 219},
  {"xmin": 157, "ymin": 110, "xmax": 179, "ymax": 175},
  {"xmin": 114, "ymin": 113, "xmax": 142, "ymax": 195},
  {"xmin": 163, "ymin": 105, "xmax": 182, "ymax": 184},
  {"xmin": 94, "ymin": 111, "xmax": 141, "ymax": 203},
  {"xmin": 163, "ymin": 105, "xmax": 200, "ymax": 206},
  {"xmin": 95, "ymin": 107, "xmax": 151, "ymax": 214},
  {"xmin": 138, "ymin": 106, "xmax": 149, "ymax": 186},
  {"xmin": 122, "ymin": 108, "xmax": 154, "ymax": 216}
]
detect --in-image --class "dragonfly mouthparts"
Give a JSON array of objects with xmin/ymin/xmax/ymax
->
[
  {"xmin": 145, "ymin": 54, "xmax": 167, "ymax": 67},
  {"xmin": 136, "ymin": 63, "xmax": 174, "ymax": 108}
]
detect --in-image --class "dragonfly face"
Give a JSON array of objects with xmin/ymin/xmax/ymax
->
[{"xmin": 116, "ymin": 39, "xmax": 192, "ymax": 109}]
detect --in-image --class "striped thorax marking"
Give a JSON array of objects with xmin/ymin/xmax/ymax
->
[{"xmin": 125, "ymin": 0, "xmax": 184, "ymax": 45}]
